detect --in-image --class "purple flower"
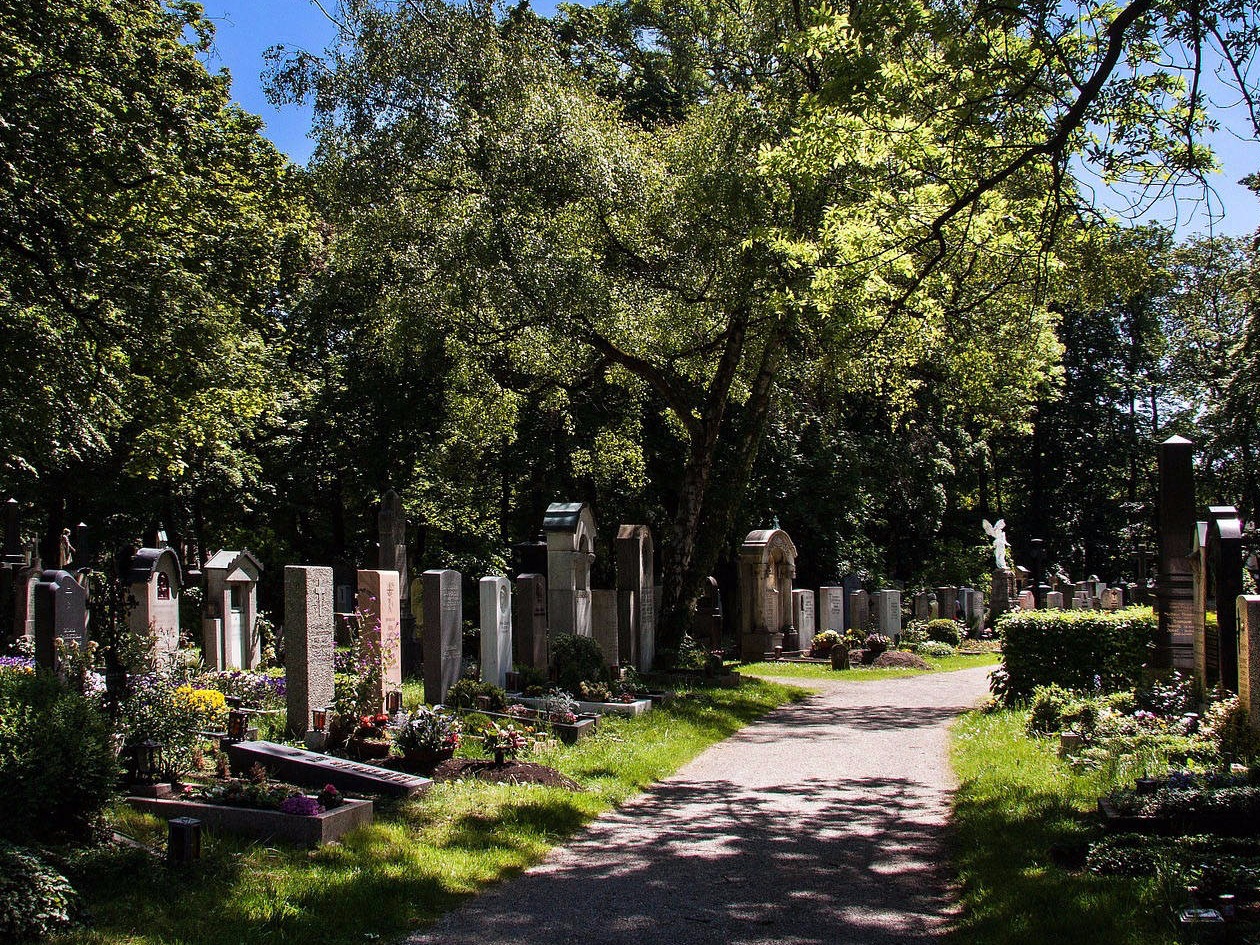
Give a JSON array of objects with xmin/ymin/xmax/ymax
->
[
  {"xmin": 0, "ymin": 656, "xmax": 34, "ymax": 670},
  {"xmin": 279, "ymin": 795, "xmax": 323, "ymax": 817}
]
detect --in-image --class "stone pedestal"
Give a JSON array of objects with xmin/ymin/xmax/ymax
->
[
  {"xmin": 285, "ymin": 566, "xmax": 335, "ymax": 737},
  {"xmin": 991, "ymin": 569, "xmax": 1015, "ymax": 624}
]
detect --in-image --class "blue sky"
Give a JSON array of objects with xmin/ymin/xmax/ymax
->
[{"xmin": 198, "ymin": 0, "xmax": 1260, "ymax": 238}]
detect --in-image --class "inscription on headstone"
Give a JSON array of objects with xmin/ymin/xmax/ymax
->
[
  {"xmin": 423, "ymin": 570, "xmax": 462, "ymax": 704},
  {"xmin": 285, "ymin": 566, "xmax": 335, "ymax": 737}
]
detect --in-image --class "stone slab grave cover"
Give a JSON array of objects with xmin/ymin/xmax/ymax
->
[
  {"xmin": 616, "ymin": 524, "xmax": 656, "ymax": 671},
  {"xmin": 33, "ymin": 569, "xmax": 88, "ymax": 669},
  {"xmin": 512, "ymin": 573, "xmax": 548, "ymax": 672},
  {"xmin": 124, "ymin": 547, "xmax": 183, "ymax": 663},
  {"xmin": 480, "ymin": 576, "xmax": 513, "ymax": 688},
  {"xmin": 877, "ymin": 589, "xmax": 901, "ymax": 636},
  {"xmin": 127, "ymin": 795, "xmax": 374, "ymax": 848},
  {"xmin": 358, "ymin": 569, "xmax": 402, "ymax": 696},
  {"xmin": 545, "ymin": 502, "xmax": 597, "ymax": 638},
  {"xmin": 285, "ymin": 566, "xmax": 335, "ymax": 737},
  {"xmin": 792, "ymin": 589, "xmax": 816, "ymax": 649},
  {"xmin": 202, "ymin": 550, "xmax": 262, "ymax": 671},
  {"xmin": 228, "ymin": 740, "xmax": 430, "ymax": 798},
  {"xmin": 1157, "ymin": 435, "xmax": 1198, "ymax": 671},
  {"xmin": 819, "ymin": 586, "xmax": 845, "ymax": 633},
  {"xmin": 737, "ymin": 528, "xmax": 797, "ymax": 661},
  {"xmin": 423, "ymin": 569, "xmax": 462, "ymax": 705}
]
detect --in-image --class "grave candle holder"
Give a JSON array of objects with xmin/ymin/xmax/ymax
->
[
  {"xmin": 226, "ymin": 709, "xmax": 248, "ymax": 743},
  {"xmin": 128, "ymin": 739, "xmax": 163, "ymax": 785},
  {"xmin": 385, "ymin": 690, "xmax": 403, "ymax": 714},
  {"xmin": 312, "ymin": 708, "xmax": 328, "ymax": 732},
  {"xmin": 168, "ymin": 817, "xmax": 202, "ymax": 864}
]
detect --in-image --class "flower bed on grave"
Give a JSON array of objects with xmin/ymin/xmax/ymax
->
[{"xmin": 466, "ymin": 704, "xmax": 598, "ymax": 744}]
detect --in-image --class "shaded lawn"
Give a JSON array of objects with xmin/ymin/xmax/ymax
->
[
  {"xmin": 58, "ymin": 678, "xmax": 807, "ymax": 945},
  {"xmin": 946, "ymin": 709, "xmax": 1179, "ymax": 945}
]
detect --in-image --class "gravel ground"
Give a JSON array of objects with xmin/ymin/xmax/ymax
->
[{"xmin": 406, "ymin": 665, "xmax": 994, "ymax": 945}]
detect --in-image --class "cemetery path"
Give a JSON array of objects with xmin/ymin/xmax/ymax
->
[{"xmin": 405, "ymin": 664, "xmax": 993, "ymax": 945}]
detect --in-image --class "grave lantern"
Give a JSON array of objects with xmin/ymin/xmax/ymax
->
[
  {"xmin": 311, "ymin": 707, "xmax": 328, "ymax": 732},
  {"xmin": 385, "ymin": 690, "xmax": 402, "ymax": 714},
  {"xmin": 128, "ymin": 739, "xmax": 163, "ymax": 785},
  {"xmin": 226, "ymin": 709, "xmax": 248, "ymax": 742},
  {"xmin": 167, "ymin": 816, "xmax": 202, "ymax": 864}
]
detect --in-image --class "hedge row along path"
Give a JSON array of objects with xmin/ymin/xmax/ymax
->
[{"xmin": 408, "ymin": 664, "xmax": 994, "ymax": 945}]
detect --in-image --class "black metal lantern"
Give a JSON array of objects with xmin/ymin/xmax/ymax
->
[
  {"xmin": 385, "ymin": 690, "xmax": 402, "ymax": 714},
  {"xmin": 128, "ymin": 739, "xmax": 163, "ymax": 785},
  {"xmin": 311, "ymin": 707, "xmax": 328, "ymax": 732},
  {"xmin": 226, "ymin": 709, "xmax": 248, "ymax": 742}
]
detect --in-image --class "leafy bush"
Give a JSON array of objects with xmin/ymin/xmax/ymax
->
[
  {"xmin": 994, "ymin": 606, "xmax": 1153, "ymax": 703},
  {"xmin": 1136, "ymin": 672, "xmax": 1196, "ymax": 717},
  {"xmin": 925, "ymin": 619, "xmax": 963, "ymax": 646},
  {"xmin": 543, "ymin": 688, "xmax": 580, "ymax": 724},
  {"xmin": 915, "ymin": 641, "xmax": 955, "ymax": 659},
  {"xmin": 444, "ymin": 679, "xmax": 506, "ymax": 711},
  {"xmin": 481, "ymin": 722, "xmax": 528, "ymax": 761},
  {"xmin": 899, "ymin": 624, "xmax": 928, "ymax": 647},
  {"xmin": 0, "ymin": 842, "xmax": 78, "ymax": 940},
  {"xmin": 392, "ymin": 707, "xmax": 461, "ymax": 754},
  {"xmin": 579, "ymin": 680, "xmax": 612, "ymax": 702},
  {"xmin": 1202, "ymin": 696, "xmax": 1260, "ymax": 764},
  {"xmin": 0, "ymin": 670, "xmax": 116, "ymax": 844},
  {"xmin": 1026, "ymin": 684, "xmax": 1076, "ymax": 735},
  {"xmin": 862, "ymin": 633, "xmax": 891, "ymax": 663},
  {"xmin": 516, "ymin": 665, "xmax": 549, "ymax": 696},
  {"xmin": 552, "ymin": 633, "xmax": 606, "ymax": 693}
]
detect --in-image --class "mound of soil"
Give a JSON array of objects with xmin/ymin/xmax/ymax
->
[
  {"xmin": 873, "ymin": 650, "xmax": 932, "ymax": 669},
  {"xmin": 431, "ymin": 758, "xmax": 583, "ymax": 791}
]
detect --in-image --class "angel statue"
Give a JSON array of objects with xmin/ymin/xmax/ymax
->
[{"xmin": 982, "ymin": 519, "xmax": 1008, "ymax": 571}]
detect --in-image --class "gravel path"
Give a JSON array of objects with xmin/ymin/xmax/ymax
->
[{"xmin": 407, "ymin": 665, "xmax": 994, "ymax": 945}]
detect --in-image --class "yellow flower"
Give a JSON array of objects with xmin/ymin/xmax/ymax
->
[{"xmin": 174, "ymin": 685, "xmax": 228, "ymax": 722}]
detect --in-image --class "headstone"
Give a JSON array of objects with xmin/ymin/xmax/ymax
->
[
  {"xmin": 1236, "ymin": 596, "xmax": 1260, "ymax": 730},
  {"xmin": 333, "ymin": 559, "xmax": 357, "ymax": 616},
  {"xmin": 512, "ymin": 573, "xmax": 548, "ymax": 673},
  {"xmin": 848, "ymin": 589, "xmax": 870, "ymax": 634},
  {"xmin": 737, "ymin": 528, "xmax": 797, "ymax": 660},
  {"xmin": 13, "ymin": 546, "xmax": 41, "ymax": 640},
  {"xmin": 32, "ymin": 570, "xmax": 88, "ymax": 668},
  {"xmin": 228, "ymin": 740, "xmax": 429, "ymax": 798},
  {"xmin": 699, "ymin": 576, "xmax": 723, "ymax": 649},
  {"xmin": 615, "ymin": 525, "xmax": 655, "ymax": 671},
  {"xmin": 877, "ymin": 590, "xmax": 901, "ymax": 635},
  {"xmin": 1209, "ymin": 507, "xmax": 1245, "ymax": 692},
  {"xmin": 792, "ymin": 589, "xmax": 816, "ymax": 647},
  {"xmin": 377, "ymin": 490, "xmax": 408, "ymax": 596},
  {"xmin": 1156, "ymin": 436, "xmax": 1197, "ymax": 671},
  {"xmin": 591, "ymin": 589, "xmax": 619, "ymax": 666},
  {"xmin": 819, "ymin": 586, "xmax": 845, "ymax": 632},
  {"xmin": 1018, "ymin": 589, "xmax": 1035, "ymax": 610},
  {"xmin": 1101, "ymin": 587, "xmax": 1124, "ymax": 611},
  {"xmin": 124, "ymin": 547, "xmax": 183, "ymax": 663},
  {"xmin": 914, "ymin": 591, "xmax": 932, "ymax": 622},
  {"xmin": 990, "ymin": 569, "xmax": 1015, "ymax": 623},
  {"xmin": 957, "ymin": 588, "xmax": 975, "ymax": 625},
  {"xmin": 358, "ymin": 569, "xmax": 402, "ymax": 696},
  {"xmin": 480, "ymin": 576, "xmax": 513, "ymax": 688},
  {"xmin": 1045, "ymin": 591, "xmax": 1065, "ymax": 609},
  {"xmin": 935, "ymin": 586, "xmax": 958, "ymax": 621},
  {"xmin": 285, "ymin": 566, "xmax": 335, "ymax": 737},
  {"xmin": 202, "ymin": 550, "xmax": 262, "ymax": 671},
  {"xmin": 422, "ymin": 569, "xmax": 462, "ymax": 705},
  {"xmin": 968, "ymin": 591, "xmax": 985, "ymax": 635},
  {"xmin": 544, "ymin": 503, "xmax": 596, "ymax": 637}
]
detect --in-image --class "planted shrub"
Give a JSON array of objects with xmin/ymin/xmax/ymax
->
[
  {"xmin": 0, "ymin": 842, "xmax": 78, "ymax": 940},
  {"xmin": 1026, "ymin": 684, "xmax": 1075, "ymax": 735},
  {"xmin": 925, "ymin": 619, "xmax": 963, "ymax": 647},
  {"xmin": 862, "ymin": 633, "xmax": 891, "ymax": 663},
  {"xmin": 552, "ymin": 633, "xmax": 606, "ymax": 693},
  {"xmin": 994, "ymin": 606, "xmax": 1153, "ymax": 703},
  {"xmin": 0, "ymin": 669, "xmax": 116, "ymax": 844},
  {"xmin": 915, "ymin": 641, "xmax": 955, "ymax": 659},
  {"xmin": 444, "ymin": 679, "xmax": 506, "ymax": 711}
]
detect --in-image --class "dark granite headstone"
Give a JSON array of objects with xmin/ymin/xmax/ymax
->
[
  {"xmin": 33, "ymin": 569, "xmax": 88, "ymax": 667},
  {"xmin": 512, "ymin": 573, "xmax": 548, "ymax": 672},
  {"xmin": 422, "ymin": 569, "xmax": 462, "ymax": 704},
  {"xmin": 1157, "ymin": 436, "xmax": 1196, "ymax": 671},
  {"xmin": 227, "ymin": 740, "xmax": 429, "ymax": 797},
  {"xmin": 1208, "ymin": 506, "xmax": 1244, "ymax": 692}
]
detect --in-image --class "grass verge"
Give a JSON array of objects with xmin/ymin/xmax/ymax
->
[
  {"xmin": 947, "ymin": 708, "xmax": 1178, "ymax": 945},
  {"xmin": 742, "ymin": 651, "xmax": 1001, "ymax": 681},
  {"xmin": 58, "ymin": 678, "xmax": 807, "ymax": 945}
]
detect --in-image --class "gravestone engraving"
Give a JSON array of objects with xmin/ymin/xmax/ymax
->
[
  {"xmin": 591, "ymin": 589, "xmax": 619, "ymax": 665},
  {"xmin": 228, "ymin": 740, "xmax": 430, "ymax": 798},
  {"xmin": 1101, "ymin": 587, "xmax": 1124, "ymax": 611},
  {"xmin": 1157, "ymin": 436, "xmax": 1197, "ymax": 671},
  {"xmin": 1045, "ymin": 591, "xmax": 1065, "ymax": 609},
  {"xmin": 480, "ymin": 576, "xmax": 513, "ymax": 688},
  {"xmin": 423, "ymin": 569, "xmax": 462, "ymax": 704},
  {"xmin": 285, "ymin": 566, "xmax": 335, "ymax": 737},
  {"xmin": 513, "ymin": 573, "xmax": 548, "ymax": 672},
  {"xmin": 819, "ymin": 586, "xmax": 845, "ymax": 632},
  {"xmin": 848, "ymin": 589, "xmax": 870, "ymax": 634},
  {"xmin": 358, "ymin": 569, "xmax": 402, "ymax": 696},
  {"xmin": 877, "ymin": 590, "xmax": 901, "ymax": 635},
  {"xmin": 33, "ymin": 570, "xmax": 88, "ymax": 668},
  {"xmin": 1237, "ymin": 596, "xmax": 1260, "ymax": 728},
  {"xmin": 1018, "ymin": 589, "xmax": 1035, "ymax": 610},
  {"xmin": 792, "ymin": 589, "xmax": 816, "ymax": 647}
]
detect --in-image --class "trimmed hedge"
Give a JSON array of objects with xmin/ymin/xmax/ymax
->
[{"xmin": 993, "ymin": 606, "xmax": 1154, "ymax": 703}]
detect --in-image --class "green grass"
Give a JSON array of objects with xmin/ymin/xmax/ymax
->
[
  {"xmin": 58, "ymin": 678, "xmax": 807, "ymax": 945},
  {"xmin": 947, "ymin": 708, "xmax": 1179, "ymax": 945},
  {"xmin": 741, "ymin": 651, "xmax": 1001, "ymax": 681}
]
